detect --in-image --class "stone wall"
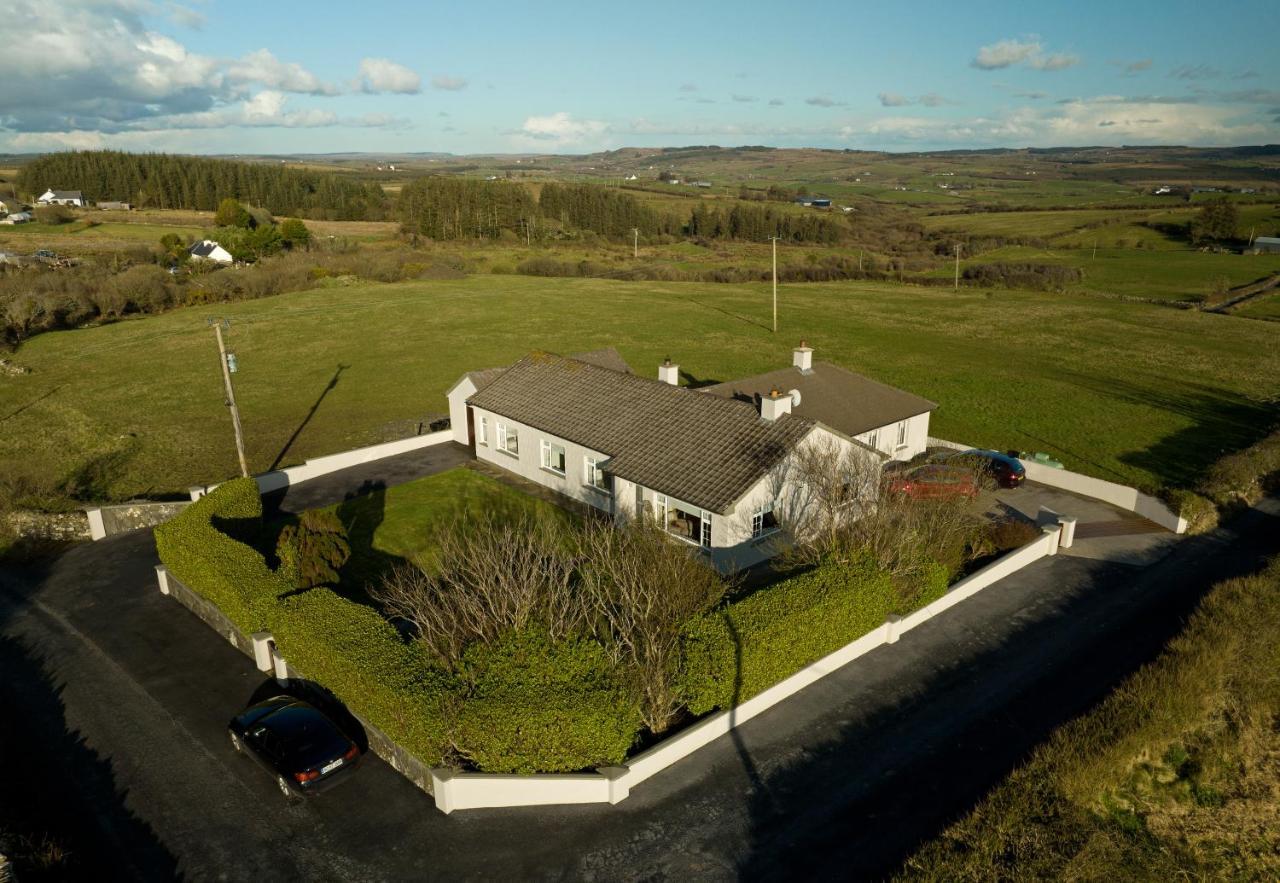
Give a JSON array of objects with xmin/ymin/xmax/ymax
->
[
  {"xmin": 91, "ymin": 501, "xmax": 191, "ymax": 540},
  {"xmin": 3, "ymin": 509, "xmax": 90, "ymax": 541}
]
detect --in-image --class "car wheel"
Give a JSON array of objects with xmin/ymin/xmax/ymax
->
[
  {"xmin": 277, "ymin": 775, "xmax": 296, "ymax": 800},
  {"xmin": 229, "ymin": 731, "xmax": 243, "ymax": 753}
]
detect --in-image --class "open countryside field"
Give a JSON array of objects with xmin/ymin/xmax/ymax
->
[{"xmin": 2, "ymin": 274, "xmax": 1277, "ymax": 505}]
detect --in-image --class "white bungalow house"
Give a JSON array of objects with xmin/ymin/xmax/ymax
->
[
  {"xmin": 446, "ymin": 344, "xmax": 936, "ymax": 570},
  {"xmin": 187, "ymin": 240, "xmax": 234, "ymax": 264},
  {"xmin": 37, "ymin": 189, "xmax": 86, "ymax": 207}
]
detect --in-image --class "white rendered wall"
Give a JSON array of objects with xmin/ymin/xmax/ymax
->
[{"xmin": 446, "ymin": 378, "xmax": 477, "ymax": 446}]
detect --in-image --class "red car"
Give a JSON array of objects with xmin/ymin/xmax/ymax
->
[{"xmin": 885, "ymin": 464, "xmax": 980, "ymax": 501}]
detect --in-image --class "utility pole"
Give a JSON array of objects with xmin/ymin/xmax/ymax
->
[
  {"xmin": 770, "ymin": 236, "xmax": 780, "ymax": 332},
  {"xmin": 953, "ymin": 243, "xmax": 961, "ymax": 291},
  {"xmin": 1092, "ymin": 238, "xmax": 1098, "ymax": 260},
  {"xmin": 210, "ymin": 318, "xmax": 249, "ymax": 478},
  {"xmin": 1249, "ymin": 226, "xmax": 1256, "ymax": 246},
  {"xmin": 633, "ymin": 227, "xmax": 639, "ymax": 259}
]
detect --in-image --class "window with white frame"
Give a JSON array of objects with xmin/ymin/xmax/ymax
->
[
  {"xmin": 866, "ymin": 428, "xmax": 880, "ymax": 450},
  {"xmin": 540, "ymin": 439, "xmax": 566, "ymax": 474},
  {"xmin": 496, "ymin": 422, "xmax": 519, "ymax": 455},
  {"xmin": 477, "ymin": 415, "xmax": 488, "ymax": 445},
  {"xmin": 895, "ymin": 420, "xmax": 908, "ymax": 448},
  {"xmin": 751, "ymin": 501, "xmax": 780, "ymax": 538},
  {"xmin": 584, "ymin": 456, "xmax": 610, "ymax": 491},
  {"xmin": 657, "ymin": 494, "xmax": 712, "ymax": 548}
]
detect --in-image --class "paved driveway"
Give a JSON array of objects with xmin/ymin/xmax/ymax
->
[{"xmin": 2, "ymin": 470, "xmax": 1276, "ymax": 880}]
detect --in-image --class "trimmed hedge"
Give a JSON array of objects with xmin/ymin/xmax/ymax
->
[
  {"xmin": 1198, "ymin": 429, "xmax": 1280, "ymax": 509},
  {"xmin": 453, "ymin": 627, "xmax": 642, "ymax": 774},
  {"xmin": 154, "ymin": 478, "xmax": 287, "ymax": 634},
  {"xmin": 268, "ymin": 588, "xmax": 454, "ymax": 764},
  {"xmin": 681, "ymin": 554, "xmax": 898, "ymax": 715}
]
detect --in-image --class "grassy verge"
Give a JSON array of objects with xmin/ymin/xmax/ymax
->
[{"xmin": 897, "ymin": 556, "xmax": 1280, "ymax": 881}]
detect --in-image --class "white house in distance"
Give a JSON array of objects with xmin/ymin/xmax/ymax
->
[
  {"xmin": 37, "ymin": 189, "xmax": 86, "ymax": 207},
  {"xmin": 187, "ymin": 240, "xmax": 234, "ymax": 264},
  {"xmin": 447, "ymin": 344, "xmax": 936, "ymax": 570}
]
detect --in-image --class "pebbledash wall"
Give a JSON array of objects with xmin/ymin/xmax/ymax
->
[
  {"xmin": 927, "ymin": 437, "xmax": 1187, "ymax": 534},
  {"xmin": 426, "ymin": 523, "xmax": 1066, "ymax": 813}
]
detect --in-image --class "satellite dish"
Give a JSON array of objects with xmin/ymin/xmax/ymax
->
[{"xmin": 788, "ymin": 389, "xmax": 802, "ymax": 407}]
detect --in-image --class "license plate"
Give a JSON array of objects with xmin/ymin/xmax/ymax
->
[{"xmin": 321, "ymin": 758, "xmax": 343, "ymax": 775}]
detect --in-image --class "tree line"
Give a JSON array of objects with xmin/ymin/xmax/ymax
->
[
  {"xmin": 397, "ymin": 178, "xmax": 848, "ymax": 244},
  {"xmin": 16, "ymin": 151, "xmax": 389, "ymax": 220}
]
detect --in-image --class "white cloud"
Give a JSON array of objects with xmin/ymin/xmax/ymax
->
[
  {"xmin": 431, "ymin": 74, "xmax": 468, "ymax": 91},
  {"xmin": 515, "ymin": 112, "xmax": 609, "ymax": 147},
  {"xmin": 973, "ymin": 38, "xmax": 1041, "ymax": 70},
  {"xmin": 973, "ymin": 37, "xmax": 1078, "ymax": 72},
  {"xmin": 806, "ymin": 96, "xmax": 843, "ymax": 107},
  {"xmin": 878, "ymin": 92, "xmax": 910, "ymax": 107},
  {"xmin": 732, "ymin": 94, "xmax": 758, "ymax": 103},
  {"xmin": 879, "ymin": 92, "xmax": 950, "ymax": 108},
  {"xmin": 356, "ymin": 58, "xmax": 422, "ymax": 94},
  {"xmin": 228, "ymin": 49, "xmax": 338, "ymax": 95}
]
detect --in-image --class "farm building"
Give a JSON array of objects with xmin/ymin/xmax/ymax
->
[
  {"xmin": 1246, "ymin": 236, "xmax": 1280, "ymax": 255},
  {"xmin": 97, "ymin": 201, "xmax": 133, "ymax": 211},
  {"xmin": 187, "ymin": 240, "xmax": 234, "ymax": 264},
  {"xmin": 447, "ymin": 343, "xmax": 935, "ymax": 571},
  {"xmin": 0, "ymin": 211, "xmax": 32, "ymax": 225},
  {"xmin": 795, "ymin": 197, "xmax": 832, "ymax": 208},
  {"xmin": 37, "ymin": 189, "xmax": 85, "ymax": 207}
]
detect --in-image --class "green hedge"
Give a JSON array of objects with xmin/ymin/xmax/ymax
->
[
  {"xmin": 453, "ymin": 627, "xmax": 642, "ymax": 774},
  {"xmin": 154, "ymin": 478, "xmax": 288, "ymax": 634},
  {"xmin": 1198, "ymin": 429, "xmax": 1280, "ymax": 509},
  {"xmin": 268, "ymin": 587, "xmax": 455, "ymax": 764},
  {"xmin": 680, "ymin": 554, "xmax": 898, "ymax": 715}
]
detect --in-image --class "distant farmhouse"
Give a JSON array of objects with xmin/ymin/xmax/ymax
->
[
  {"xmin": 37, "ymin": 189, "xmax": 86, "ymax": 207},
  {"xmin": 97, "ymin": 201, "xmax": 133, "ymax": 211},
  {"xmin": 187, "ymin": 240, "xmax": 234, "ymax": 264},
  {"xmin": 447, "ymin": 344, "xmax": 935, "ymax": 570},
  {"xmin": 1246, "ymin": 236, "xmax": 1280, "ymax": 255},
  {"xmin": 795, "ymin": 196, "xmax": 832, "ymax": 208},
  {"xmin": 0, "ymin": 211, "xmax": 32, "ymax": 226}
]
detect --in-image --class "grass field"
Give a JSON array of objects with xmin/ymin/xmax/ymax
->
[
  {"xmin": 313, "ymin": 466, "xmax": 570, "ymax": 597},
  {"xmin": 929, "ymin": 245, "xmax": 1280, "ymax": 302},
  {"xmin": 2, "ymin": 273, "xmax": 1277, "ymax": 506}
]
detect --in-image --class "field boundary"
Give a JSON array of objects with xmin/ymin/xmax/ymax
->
[{"xmin": 928, "ymin": 437, "xmax": 1187, "ymax": 533}]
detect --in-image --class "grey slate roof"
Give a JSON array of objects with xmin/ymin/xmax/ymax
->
[
  {"xmin": 456, "ymin": 347, "xmax": 631, "ymax": 397},
  {"xmin": 467, "ymin": 352, "xmax": 813, "ymax": 514},
  {"xmin": 701, "ymin": 361, "xmax": 936, "ymax": 439},
  {"xmin": 188, "ymin": 240, "xmax": 224, "ymax": 257},
  {"xmin": 45, "ymin": 190, "xmax": 83, "ymax": 200}
]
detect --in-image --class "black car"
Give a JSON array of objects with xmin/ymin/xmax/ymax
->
[
  {"xmin": 228, "ymin": 696, "xmax": 361, "ymax": 798},
  {"xmin": 948, "ymin": 449, "xmax": 1026, "ymax": 489}
]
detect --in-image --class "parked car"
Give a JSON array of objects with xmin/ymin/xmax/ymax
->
[
  {"xmin": 228, "ymin": 696, "xmax": 361, "ymax": 798},
  {"xmin": 884, "ymin": 464, "xmax": 980, "ymax": 500},
  {"xmin": 946, "ymin": 449, "xmax": 1026, "ymax": 489}
]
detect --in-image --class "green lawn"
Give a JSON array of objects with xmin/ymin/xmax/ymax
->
[
  {"xmin": 1234, "ymin": 291, "xmax": 1280, "ymax": 320},
  {"xmin": 2, "ymin": 273, "xmax": 1278, "ymax": 504},
  {"xmin": 316, "ymin": 466, "xmax": 571, "ymax": 595},
  {"xmin": 932, "ymin": 245, "xmax": 1280, "ymax": 302}
]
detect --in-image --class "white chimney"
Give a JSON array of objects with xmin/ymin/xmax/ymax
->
[
  {"xmin": 760, "ymin": 388, "xmax": 792, "ymax": 422},
  {"xmin": 793, "ymin": 341, "xmax": 813, "ymax": 373},
  {"xmin": 658, "ymin": 358, "xmax": 679, "ymax": 386}
]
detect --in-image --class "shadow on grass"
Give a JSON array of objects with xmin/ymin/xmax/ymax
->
[
  {"xmin": 0, "ymin": 630, "xmax": 179, "ymax": 881},
  {"xmin": 688, "ymin": 297, "xmax": 773, "ymax": 333},
  {"xmin": 270, "ymin": 364, "xmax": 349, "ymax": 472},
  {"xmin": 733, "ymin": 502, "xmax": 1280, "ymax": 881},
  {"xmin": 333, "ymin": 479, "xmax": 399, "ymax": 608},
  {"xmin": 679, "ymin": 369, "xmax": 724, "ymax": 389}
]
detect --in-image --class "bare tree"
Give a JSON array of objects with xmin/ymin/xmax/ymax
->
[
  {"xmin": 577, "ymin": 520, "xmax": 728, "ymax": 733},
  {"xmin": 773, "ymin": 437, "xmax": 983, "ymax": 585},
  {"xmin": 371, "ymin": 513, "xmax": 584, "ymax": 664}
]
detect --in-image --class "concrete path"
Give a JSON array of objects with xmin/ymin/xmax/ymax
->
[{"xmin": 2, "ymin": 468, "xmax": 1277, "ymax": 879}]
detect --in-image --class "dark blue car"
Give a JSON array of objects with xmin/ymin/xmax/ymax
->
[
  {"xmin": 950, "ymin": 449, "xmax": 1026, "ymax": 489},
  {"xmin": 228, "ymin": 696, "xmax": 361, "ymax": 798}
]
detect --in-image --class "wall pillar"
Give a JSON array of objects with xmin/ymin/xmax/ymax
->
[
  {"xmin": 1058, "ymin": 515, "xmax": 1078, "ymax": 549},
  {"xmin": 598, "ymin": 766, "xmax": 631, "ymax": 804},
  {"xmin": 882, "ymin": 613, "xmax": 903, "ymax": 644},
  {"xmin": 431, "ymin": 769, "xmax": 456, "ymax": 814},
  {"xmin": 1042, "ymin": 525, "xmax": 1061, "ymax": 556},
  {"xmin": 154, "ymin": 564, "xmax": 171, "ymax": 595},
  {"xmin": 86, "ymin": 508, "xmax": 107, "ymax": 541},
  {"xmin": 271, "ymin": 648, "xmax": 289, "ymax": 686},
  {"xmin": 251, "ymin": 632, "xmax": 275, "ymax": 673}
]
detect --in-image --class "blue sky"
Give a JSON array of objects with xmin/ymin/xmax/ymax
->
[{"xmin": 1, "ymin": 0, "xmax": 1276, "ymax": 154}]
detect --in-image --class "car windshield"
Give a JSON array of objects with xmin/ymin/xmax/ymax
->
[{"xmin": 266, "ymin": 706, "xmax": 342, "ymax": 754}]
